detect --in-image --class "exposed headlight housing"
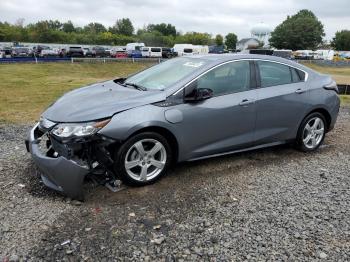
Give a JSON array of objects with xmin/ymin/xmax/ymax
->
[
  {"xmin": 39, "ymin": 117, "xmax": 56, "ymax": 130},
  {"xmin": 52, "ymin": 119, "xmax": 111, "ymax": 138}
]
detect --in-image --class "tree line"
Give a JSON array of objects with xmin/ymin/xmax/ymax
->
[
  {"xmin": 0, "ymin": 10, "xmax": 349, "ymax": 51},
  {"xmin": 0, "ymin": 18, "xmax": 238, "ymax": 49}
]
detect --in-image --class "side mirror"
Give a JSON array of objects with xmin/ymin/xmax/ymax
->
[{"xmin": 185, "ymin": 88, "xmax": 213, "ymax": 102}]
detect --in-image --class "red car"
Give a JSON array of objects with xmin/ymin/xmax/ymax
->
[{"xmin": 115, "ymin": 51, "xmax": 128, "ymax": 58}]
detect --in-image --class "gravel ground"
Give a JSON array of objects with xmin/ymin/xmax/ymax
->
[{"xmin": 0, "ymin": 108, "xmax": 349, "ymax": 261}]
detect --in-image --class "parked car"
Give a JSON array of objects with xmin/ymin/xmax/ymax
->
[
  {"xmin": 0, "ymin": 47, "xmax": 12, "ymax": 58},
  {"xmin": 173, "ymin": 44, "xmax": 195, "ymax": 56},
  {"xmin": 115, "ymin": 50, "xmax": 128, "ymax": 58},
  {"xmin": 32, "ymin": 45, "xmax": 50, "ymax": 56},
  {"xmin": 294, "ymin": 50, "xmax": 314, "ymax": 60},
  {"xmin": 82, "ymin": 47, "xmax": 93, "ymax": 57},
  {"xmin": 209, "ymin": 45, "xmax": 225, "ymax": 54},
  {"xmin": 141, "ymin": 47, "xmax": 162, "ymax": 58},
  {"xmin": 161, "ymin": 47, "xmax": 177, "ymax": 58},
  {"xmin": 105, "ymin": 49, "xmax": 112, "ymax": 57},
  {"xmin": 66, "ymin": 46, "xmax": 84, "ymax": 57},
  {"xmin": 11, "ymin": 47, "xmax": 31, "ymax": 57},
  {"xmin": 40, "ymin": 48, "xmax": 60, "ymax": 57},
  {"xmin": 126, "ymin": 43, "xmax": 145, "ymax": 58},
  {"xmin": 25, "ymin": 54, "xmax": 340, "ymax": 199},
  {"xmin": 91, "ymin": 46, "xmax": 109, "ymax": 57},
  {"xmin": 272, "ymin": 50, "xmax": 293, "ymax": 59}
]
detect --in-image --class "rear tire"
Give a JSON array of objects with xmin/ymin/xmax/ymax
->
[
  {"xmin": 296, "ymin": 112, "xmax": 326, "ymax": 152},
  {"xmin": 114, "ymin": 132, "xmax": 172, "ymax": 186}
]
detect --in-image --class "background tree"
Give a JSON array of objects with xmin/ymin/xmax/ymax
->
[
  {"xmin": 146, "ymin": 23, "xmax": 176, "ymax": 36},
  {"xmin": 176, "ymin": 32, "xmax": 212, "ymax": 45},
  {"xmin": 215, "ymin": 34, "xmax": 223, "ymax": 46},
  {"xmin": 110, "ymin": 18, "xmax": 134, "ymax": 36},
  {"xmin": 225, "ymin": 33, "xmax": 237, "ymax": 50},
  {"xmin": 269, "ymin": 9, "xmax": 325, "ymax": 50},
  {"xmin": 62, "ymin": 20, "xmax": 75, "ymax": 33},
  {"xmin": 83, "ymin": 22, "xmax": 106, "ymax": 34},
  {"xmin": 331, "ymin": 30, "xmax": 350, "ymax": 51}
]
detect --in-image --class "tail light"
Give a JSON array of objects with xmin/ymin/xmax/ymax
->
[{"xmin": 323, "ymin": 80, "xmax": 339, "ymax": 93}]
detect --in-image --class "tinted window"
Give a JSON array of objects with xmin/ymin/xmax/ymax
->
[
  {"xmin": 257, "ymin": 61, "xmax": 292, "ymax": 87},
  {"xmin": 184, "ymin": 48, "xmax": 193, "ymax": 53},
  {"xmin": 151, "ymin": 48, "xmax": 161, "ymax": 52},
  {"xmin": 296, "ymin": 68, "xmax": 306, "ymax": 81},
  {"xmin": 196, "ymin": 61, "xmax": 250, "ymax": 96},
  {"xmin": 291, "ymin": 67, "xmax": 301, "ymax": 82}
]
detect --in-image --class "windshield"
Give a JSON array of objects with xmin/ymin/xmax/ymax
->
[{"xmin": 125, "ymin": 57, "xmax": 208, "ymax": 90}]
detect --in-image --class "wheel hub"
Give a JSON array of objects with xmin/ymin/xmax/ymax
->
[{"xmin": 124, "ymin": 139, "xmax": 167, "ymax": 181}]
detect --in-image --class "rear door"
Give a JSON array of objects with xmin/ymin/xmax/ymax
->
[{"xmin": 254, "ymin": 60, "xmax": 309, "ymax": 144}]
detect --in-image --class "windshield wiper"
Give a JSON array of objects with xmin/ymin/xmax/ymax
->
[{"xmin": 124, "ymin": 82, "xmax": 147, "ymax": 91}]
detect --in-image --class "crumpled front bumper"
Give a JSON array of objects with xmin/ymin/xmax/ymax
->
[{"xmin": 25, "ymin": 123, "xmax": 89, "ymax": 200}]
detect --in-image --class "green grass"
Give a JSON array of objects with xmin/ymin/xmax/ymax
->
[
  {"xmin": 340, "ymin": 95, "xmax": 350, "ymax": 107},
  {"xmin": 0, "ymin": 62, "xmax": 349, "ymax": 124},
  {"xmin": 301, "ymin": 62, "xmax": 350, "ymax": 84},
  {"xmin": 0, "ymin": 62, "xmax": 151, "ymax": 123}
]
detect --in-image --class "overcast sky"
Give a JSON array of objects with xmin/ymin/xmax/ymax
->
[{"xmin": 0, "ymin": 0, "xmax": 349, "ymax": 40}]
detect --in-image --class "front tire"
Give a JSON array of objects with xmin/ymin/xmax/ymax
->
[
  {"xmin": 296, "ymin": 112, "xmax": 326, "ymax": 152},
  {"xmin": 114, "ymin": 132, "xmax": 172, "ymax": 186}
]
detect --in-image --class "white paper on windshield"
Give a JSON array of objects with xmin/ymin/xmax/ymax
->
[{"xmin": 183, "ymin": 62, "xmax": 204, "ymax": 68}]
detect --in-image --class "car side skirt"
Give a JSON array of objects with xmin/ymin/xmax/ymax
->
[{"xmin": 187, "ymin": 141, "xmax": 288, "ymax": 162}]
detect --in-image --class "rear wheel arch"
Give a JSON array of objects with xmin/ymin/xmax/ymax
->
[{"xmin": 306, "ymin": 108, "xmax": 332, "ymax": 132}]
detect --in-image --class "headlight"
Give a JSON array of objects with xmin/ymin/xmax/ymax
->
[
  {"xmin": 52, "ymin": 119, "xmax": 110, "ymax": 138},
  {"xmin": 39, "ymin": 117, "xmax": 56, "ymax": 129}
]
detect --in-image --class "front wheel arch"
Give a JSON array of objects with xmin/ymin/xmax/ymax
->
[
  {"xmin": 114, "ymin": 131, "xmax": 173, "ymax": 186},
  {"xmin": 126, "ymin": 126, "xmax": 179, "ymax": 164}
]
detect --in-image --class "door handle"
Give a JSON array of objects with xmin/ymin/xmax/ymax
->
[
  {"xmin": 239, "ymin": 99, "xmax": 255, "ymax": 106},
  {"xmin": 295, "ymin": 88, "xmax": 305, "ymax": 94}
]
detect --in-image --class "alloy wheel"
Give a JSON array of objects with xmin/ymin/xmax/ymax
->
[
  {"xmin": 124, "ymin": 139, "xmax": 167, "ymax": 181},
  {"xmin": 302, "ymin": 117, "xmax": 325, "ymax": 149}
]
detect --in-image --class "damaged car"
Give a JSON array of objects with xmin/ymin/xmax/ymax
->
[{"xmin": 26, "ymin": 54, "xmax": 340, "ymax": 200}]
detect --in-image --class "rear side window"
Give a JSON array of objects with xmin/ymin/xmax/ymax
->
[
  {"xmin": 151, "ymin": 48, "xmax": 161, "ymax": 52},
  {"xmin": 291, "ymin": 67, "xmax": 303, "ymax": 82},
  {"xmin": 295, "ymin": 68, "xmax": 306, "ymax": 81},
  {"xmin": 257, "ymin": 61, "xmax": 292, "ymax": 87}
]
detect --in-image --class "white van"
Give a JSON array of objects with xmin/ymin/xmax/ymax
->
[
  {"xmin": 173, "ymin": 44, "xmax": 194, "ymax": 56},
  {"xmin": 314, "ymin": 50, "xmax": 335, "ymax": 60},
  {"xmin": 141, "ymin": 47, "xmax": 162, "ymax": 58},
  {"xmin": 126, "ymin": 43, "xmax": 145, "ymax": 57},
  {"xmin": 294, "ymin": 50, "xmax": 314, "ymax": 60},
  {"xmin": 174, "ymin": 44, "xmax": 209, "ymax": 56},
  {"xmin": 192, "ymin": 45, "xmax": 209, "ymax": 55}
]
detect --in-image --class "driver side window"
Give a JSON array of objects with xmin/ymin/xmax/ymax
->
[{"xmin": 196, "ymin": 61, "xmax": 251, "ymax": 96}]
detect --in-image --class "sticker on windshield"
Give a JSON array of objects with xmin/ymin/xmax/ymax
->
[{"xmin": 183, "ymin": 62, "xmax": 204, "ymax": 68}]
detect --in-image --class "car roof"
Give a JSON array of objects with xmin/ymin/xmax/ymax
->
[{"xmin": 189, "ymin": 53, "xmax": 313, "ymax": 73}]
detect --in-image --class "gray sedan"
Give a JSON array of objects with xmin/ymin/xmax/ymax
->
[{"xmin": 26, "ymin": 54, "xmax": 340, "ymax": 199}]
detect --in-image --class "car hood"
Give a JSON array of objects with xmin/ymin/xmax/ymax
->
[{"xmin": 42, "ymin": 80, "xmax": 167, "ymax": 122}]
